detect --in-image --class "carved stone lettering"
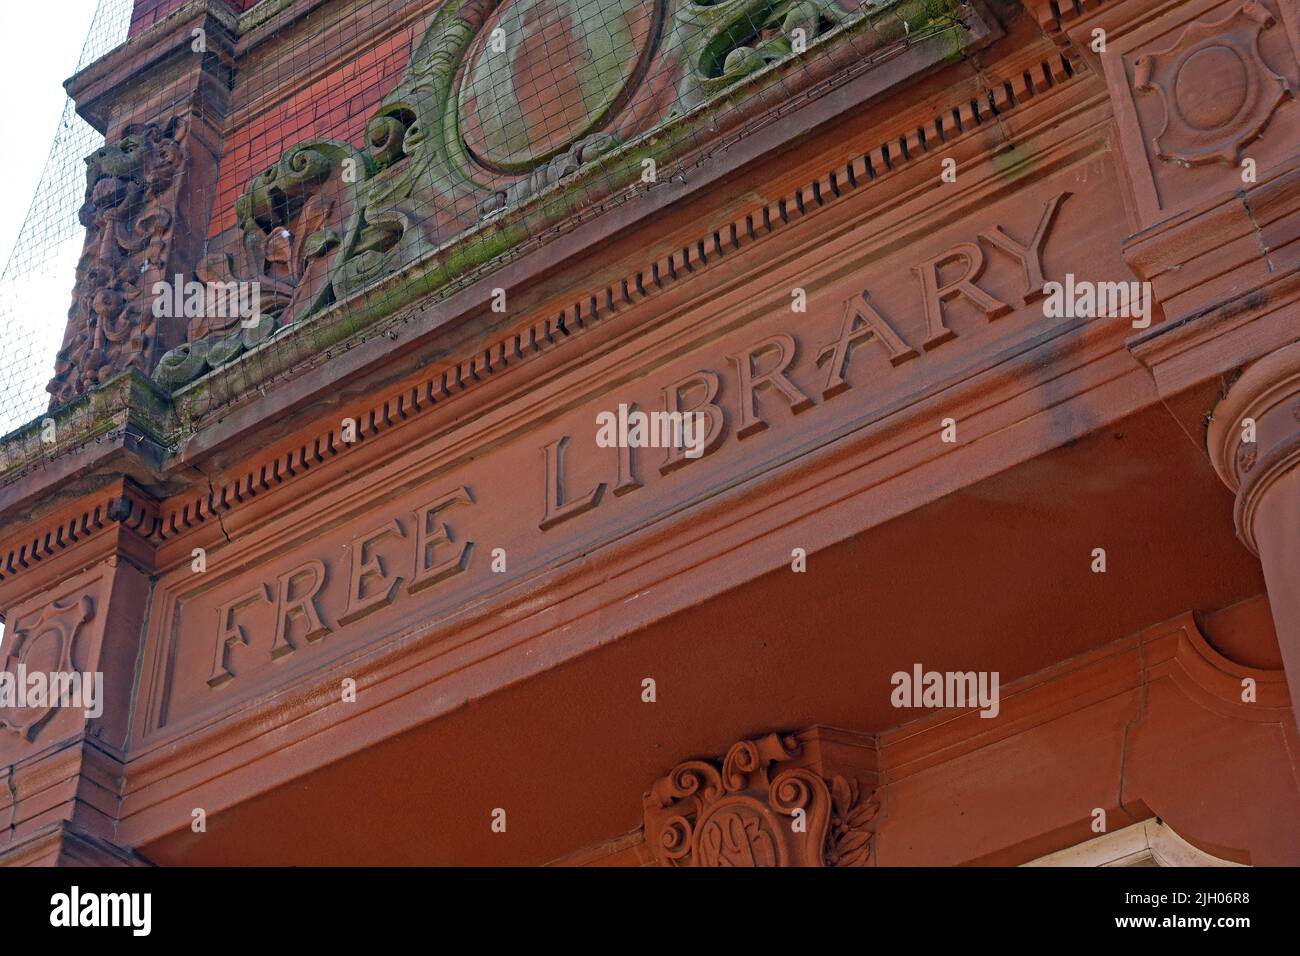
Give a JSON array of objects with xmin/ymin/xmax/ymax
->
[
  {"xmin": 540, "ymin": 437, "xmax": 606, "ymax": 531},
  {"xmin": 203, "ymin": 487, "xmax": 477, "ymax": 692},
  {"xmin": 341, "ymin": 521, "xmax": 406, "ymax": 624},
  {"xmin": 208, "ymin": 585, "xmax": 274, "ymax": 688},
  {"xmin": 659, "ymin": 371, "xmax": 726, "ymax": 474},
  {"xmin": 272, "ymin": 560, "xmax": 333, "ymax": 652},
  {"xmin": 167, "ymin": 190, "xmax": 1074, "ymax": 718},
  {"xmin": 529, "ymin": 192, "xmax": 1075, "ymax": 528},
  {"xmin": 913, "ymin": 242, "xmax": 1012, "ymax": 349},
  {"xmin": 410, "ymin": 487, "xmax": 475, "ymax": 592},
  {"xmin": 978, "ymin": 191, "xmax": 1071, "ymax": 304},
  {"xmin": 816, "ymin": 293, "xmax": 917, "ymax": 399},
  {"xmin": 729, "ymin": 334, "xmax": 815, "ymax": 439},
  {"xmin": 143, "ymin": 0, "xmax": 971, "ymax": 389},
  {"xmin": 612, "ymin": 402, "xmax": 643, "ymax": 497}
]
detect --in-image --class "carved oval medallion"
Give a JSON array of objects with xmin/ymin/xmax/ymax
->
[
  {"xmin": 458, "ymin": 0, "xmax": 663, "ymax": 173},
  {"xmin": 1175, "ymin": 46, "xmax": 1248, "ymax": 130},
  {"xmin": 691, "ymin": 797, "xmax": 786, "ymax": 867}
]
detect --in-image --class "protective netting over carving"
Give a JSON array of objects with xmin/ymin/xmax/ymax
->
[
  {"xmin": 4, "ymin": 0, "xmax": 974, "ymax": 439},
  {"xmin": 0, "ymin": 0, "xmax": 133, "ymax": 437}
]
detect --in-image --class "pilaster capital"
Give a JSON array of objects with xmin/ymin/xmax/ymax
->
[
  {"xmin": 1207, "ymin": 339, "xmax": 1300, "ymax": 552},
  {"xmin": 643, "ymin": 727, "xmax": 879, "ymax": 867}
]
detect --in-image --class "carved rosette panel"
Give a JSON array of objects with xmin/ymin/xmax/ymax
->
[
  {"xmin": 1134, "ymin": 1, "xmax": 1293, "ymax": 166},
  {"xmin": 0, "ymin": 596, "xmax": 95, "ymax": 742},
  {"xmin": 48, "ymin": 119, "xmax": 188, "ymax": 407},
  {"xmin": 152, "ymin": 0, "xmax": 951, "ymax": 389},
  {"xmin": 643, "ymin": 732, "xmax": 880, "ymax": 866}
]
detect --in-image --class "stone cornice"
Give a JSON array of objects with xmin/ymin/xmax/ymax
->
[
  {"xmin": 0, "ymin": 478, "xmax": 161, "ymax": 601},
  {"xmin": 0, "ymin": 371, "xmax": 173, "ymax": 504},
  {"xmin": 1022, "ymin": 0, "xmax": 1188, "ymax": 43},
  {"xmin": 116, "ymin": 137, "xmax": 1135, "ymax": 772},
  {"xmin": 149, "ymin": 0, "xmax": 999, "ymax": 392}
]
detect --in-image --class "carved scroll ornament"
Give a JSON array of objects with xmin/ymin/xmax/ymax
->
[
  {"xmin": 643, "ymin": 732, "xmax": 880, "ymax": 866},
  {"xmin": 153, "ymin": 140, "xmax": 370, "ymax": 387}
]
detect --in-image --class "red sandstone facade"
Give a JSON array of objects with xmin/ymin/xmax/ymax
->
[{"xmin": 0, "ymin": 0, "xmax": 1298, "ymax": 867}]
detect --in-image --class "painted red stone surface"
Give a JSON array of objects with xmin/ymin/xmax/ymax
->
[{"xmin": 2, "ymin": 0, "xmax": 1299, "ymax": 870}]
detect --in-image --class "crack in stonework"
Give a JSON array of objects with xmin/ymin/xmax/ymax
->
[
  {"xmin": 1240, "ymin": 189, "xmax": 1276, "ymax": 274},
  {"xmin": 191, "ymin": 464, "xmax": 234, "ymax": 545},
  {"xmin": 1116, "ymin": 635, "xmax": 1150, "ymax": 824},
  {"xmin": 5, "ymin": 763, "xmax": 16, "ymax": 839}
]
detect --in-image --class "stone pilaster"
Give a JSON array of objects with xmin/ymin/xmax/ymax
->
[
  {"xmin": 0, "ymin": 481, "xmax": 161, "ymax": 866},
  {"xmin": 1025, "ymin": 0, "xmax": 1300, "ymax": 397},
  {"xmin": 1207, "ymin": 339, "xmax": 1300, "ymax": 723}
]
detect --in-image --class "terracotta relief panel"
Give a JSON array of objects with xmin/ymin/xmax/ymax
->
[
  {"xmin": 153, "ymin": 0, "xmax": 993, "ymax": 389},
  {"xmin": 0, "ymin": 596, "xmax": 95, "ymax": 743},
  {"xmin": 1103, "ymin": 0, "xmax": 1300, "ymax": 227}
]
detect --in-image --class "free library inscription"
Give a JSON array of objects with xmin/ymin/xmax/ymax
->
[{"xmin": 166, "ymin": 189, "xmax": 1102, "ymax": 709}]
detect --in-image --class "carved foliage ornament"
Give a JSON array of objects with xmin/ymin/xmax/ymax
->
[
  {"xmin": 49, "ymin": 119, "xmax": 189, "ymax": 407},
  {"xmin": 643, "ymin": 732, "xmax": 880, "ymax": 866},
  {"xmin": 153, "ymin": 140, "xmax": 370, "ymax": 388},
  {"xmin": 1134, "ymin": 1, "xmax": 1293, "ymax": 166},
  {"xmin": 152, "ymin": 0, "xmax": 959, "ymax": 389}
]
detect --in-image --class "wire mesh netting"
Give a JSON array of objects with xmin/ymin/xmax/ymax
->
[
  {"xmin": 0, "ymin": 0, "xmax": 133, "ymax": 437},
  {"xmin": 1, "ymin": 0, "xmax": 971, "ymax": 439}
]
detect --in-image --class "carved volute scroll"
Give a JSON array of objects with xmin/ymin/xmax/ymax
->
[
  {"xmin": 48, "ymin": 119, "xmax": 189, "ymax": 407},
  {"xmin": 643, "ymin": 732, "xmax": 880, "ymax": 866},
  {"xmin": 339, "ymin": 0, "xmax": 865, "ymax": 290}
]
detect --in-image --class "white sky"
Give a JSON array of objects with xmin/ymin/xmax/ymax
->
[
  {"xmin": 0, "ymin": 0, "xmax": 101, "ymax": 636},
  {"xmin": 0, "ymin": 1, "xmax": 101, "ymax": 266}
]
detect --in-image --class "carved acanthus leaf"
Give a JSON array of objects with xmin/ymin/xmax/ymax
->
[{"xmin": 149, "ymin": 0, "xmax": 965, "ymax": 389}]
